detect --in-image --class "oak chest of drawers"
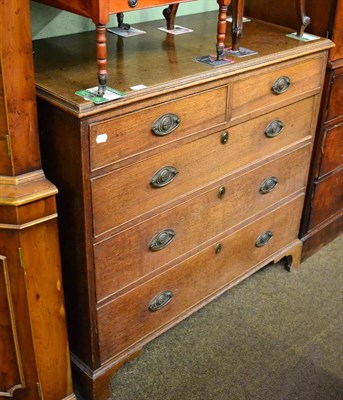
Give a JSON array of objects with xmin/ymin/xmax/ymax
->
[{"xmin": 33, "ymin": 11, "xmax": 332, "ymax": 400}]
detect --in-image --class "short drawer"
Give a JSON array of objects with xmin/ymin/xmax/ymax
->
[
  {"xmin": 97, "ymin": 195, "xmax": 305, "ymax": 363},
  {"xmin": 91, "ymin": 97, "xmax": 314, "ymax": 236},
  {"xmin": 94, "ymin": 145, "xmax": 311, "ymax": 301},
  {"xmin": 231, "ymin": 55, "xmax": 325, "ymax": 121},
  {"xmin": 89, "ymin": 86, "xmax": 228, "ymax": 170},
  {"xmin": 326, "ymin": 67, "xmax": 343, "ymax": 124},
  {"xmin": 318, "ymin": 122, "xmax": 343, "ymax": 177},
  {"xmin": 309, "ymin": 168, "xmax": 343, "ymax": 229}
]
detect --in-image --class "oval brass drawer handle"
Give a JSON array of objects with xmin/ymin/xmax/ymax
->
[
  {"xmin": 260, "ymin": 176, "xmax": 279, "ymax": 194},
  {"xmin": 152, "ymin": 113, "xmax": 181, "ymax": 136},
  {"xmin": 265, "ymin": 119, "xmax": 284, "ymax": 138},
  {"xmin": 151, "ymin": 166, "xmax": 178, "ymax": 188},
  {"xmin": 149, "ymin": 290, "xmax": 174, "ymax": 311},
  {"xmin": 272, "ymin": 76, "xmax": 291, "ymax": 95},
  {"xmin": 149, "ymin": 228, "xmax": 176, "ymax": 251},
  {"xmin": 255, "ymin": 231, "xmax": 273, "ymax": 247}
]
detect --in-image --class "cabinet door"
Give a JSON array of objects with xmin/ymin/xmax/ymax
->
[
  {"xmin": 0, "ymin": 256, "xmax": 25, "ymax": 397},
  {"xmin": 0, "ymin": 249, "xmax": 40, "ymax": 400}
]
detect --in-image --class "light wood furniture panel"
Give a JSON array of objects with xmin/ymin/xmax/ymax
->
[
  {"xmin": 91, "ymin": 96, "xmax": 314, "ymax": 235},
  {"xmin": 89, "ymin": 86, "xmax": 228, "ymax": 170},
  {"xmin": 97, "ymin": 194, "xmax": 305, "ymax": 363},
  {"xmin": 0, "ymin": 1, "xmax": 75, "ymax": 399},
  {"xmin": 244, "ymin": 0, "xmax": 343, "ymax": 259},
  {"xmin": 33, "ymin": 12, "xmax": 332, "ymax": 400},
  {"xmin": 94, "ymin": 144, "xmax": 311, "ymax": 301}
]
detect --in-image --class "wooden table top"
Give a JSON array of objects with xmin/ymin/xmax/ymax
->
[{"xmin": 33, "ymin": 11, "xmax": 333, "ymax": 116}]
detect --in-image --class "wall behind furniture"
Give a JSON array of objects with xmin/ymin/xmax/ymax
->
[{"xmin": 30, "ymin": 0, "xmax": 218, "ymax": 39}]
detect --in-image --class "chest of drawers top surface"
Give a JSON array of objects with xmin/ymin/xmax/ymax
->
[{"xmin": 33, "ymin": 11, "xmax": 332, "ymax": 117}]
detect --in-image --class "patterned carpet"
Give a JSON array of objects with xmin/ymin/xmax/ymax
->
[{"xmin": 107, "ymin": 234, "xmax": 343, "ymax": 400}]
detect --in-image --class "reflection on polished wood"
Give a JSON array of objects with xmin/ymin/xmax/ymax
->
[
  {"xmin": 33, "ymin": 0, "xmax": 247, "ymax": 92},
  {"xmin": 32, "ymin": 0, "xmax": 310, "ymax": 92},
  {"xmin": 33, "ymin": 0, "xmax": 195, "ymax": 94}
]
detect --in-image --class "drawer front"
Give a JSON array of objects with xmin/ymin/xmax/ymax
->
[
  {"xmin": 109, "ymin": 0, "xmax": 192, "ymax": 13},
  {"xmin": 92, "ymin": 97, "xmax": 314, "ymax": 236},
  {"xmin": 89, "ymin": 86, "xmax": 228, "ymax": 170},
  {"xmin": 326, "ymin": 67, "xmax": 343, "ymax": 124},
  {"xmin": 94, "ymin": 145, "xmax": 311, "ymax": 301},
  {"xmin": 97, "ymin": 195, "xmax": 305, "ymax": 362},
  {"xmin": 309, "ymin": 168, "xmax": 343, "ymax": 229},
  {"xmin": 231, "ymin": 55, "xmax": 324, "ymax": 121},
  {"xmin": 319, "ymin": 123, "xmax": 343, "ymax": 177}
]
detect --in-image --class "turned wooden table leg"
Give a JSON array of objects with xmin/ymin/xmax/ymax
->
[
  {"xmin": 296, "ymin": 0, "xmax": 310, "ymax": 36},
  {"xmin": 96, "ymin": 23, "xmax": 108, "ymax": 96},
  {"xmin": 216, "ymin": 0, "xmax": 231, "ymax": 60},
  {"xmin": 163, "ymin": 4, "xmax": 179, "ymax": 30},
  {"xmin": 231, "ymin": 0, "xmax": 245, "ymax": 51}
]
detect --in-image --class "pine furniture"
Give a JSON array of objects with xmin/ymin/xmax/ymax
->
[
  {"xmin": 0, "ymin": 1, "xmax": 75, "ymax": 399},
  {"xmin": 33, "ymin": 11, "xmax": 332, "ymax": 400}
]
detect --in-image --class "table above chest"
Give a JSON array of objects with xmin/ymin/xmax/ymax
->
[{"xmin": 33, "ymin": 0, "xmax": 194, "ymax": 19}]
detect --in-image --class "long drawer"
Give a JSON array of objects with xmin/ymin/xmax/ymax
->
[
  {"xmin": 89, "ymin": 86, "xmax": 228, "ymax": 171},
  {"xmin": 94, "ymin": 144, "xmax": 311, "ymax": 301},
  {"xmin": 97, "ymin": 195, "xmax": 305, "ymax": 363},
  {"xmin": 91, "ymin": 97, "xmax": 314, "ymax": 236},
  {"xmin": 231, "ymin": 55, "xmax": 325, "ymax": 121}
]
